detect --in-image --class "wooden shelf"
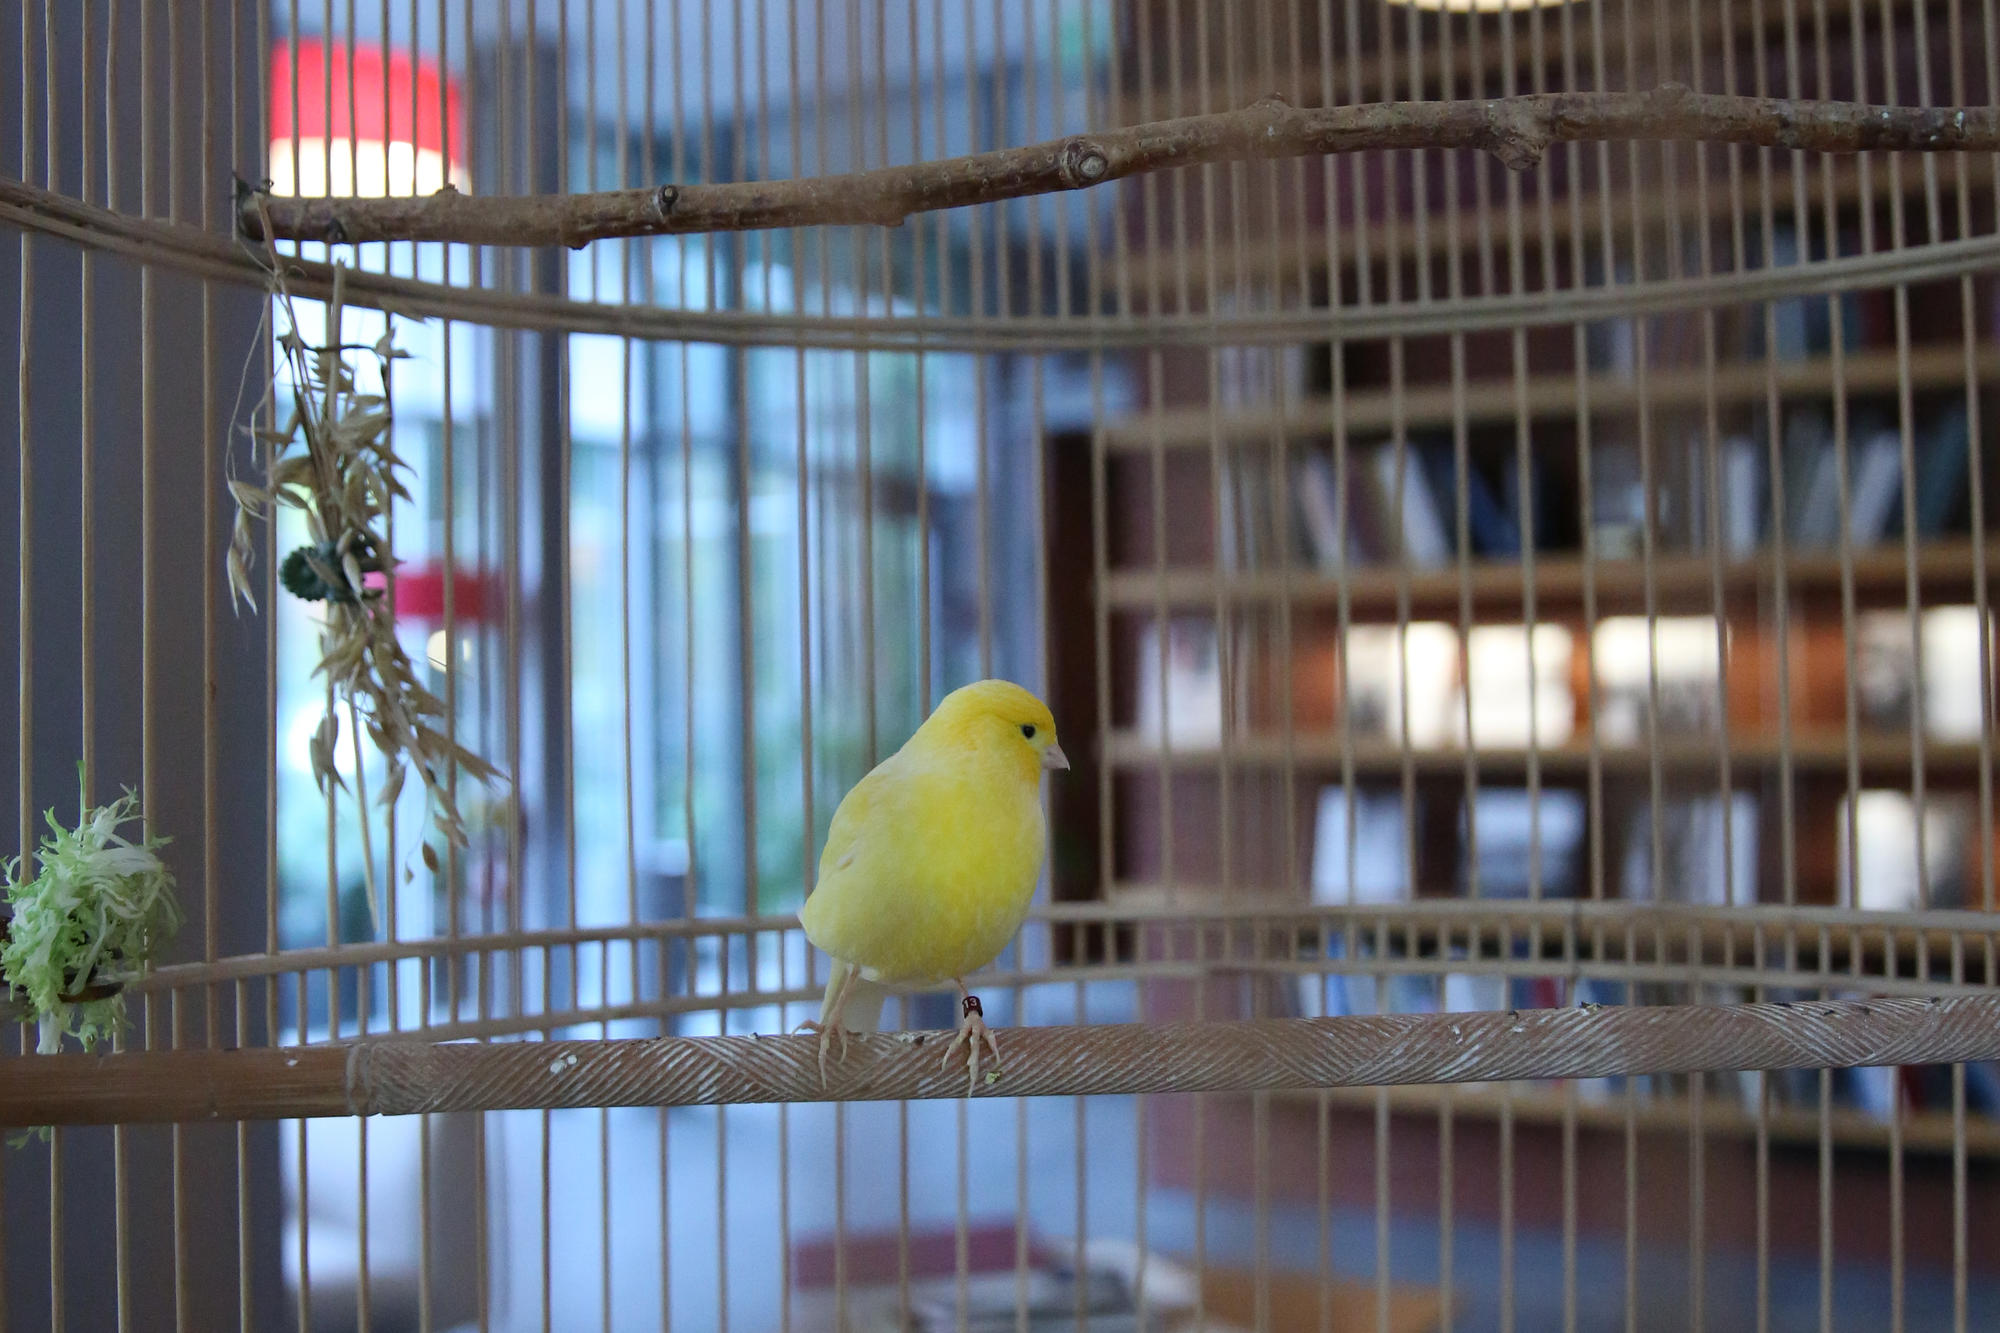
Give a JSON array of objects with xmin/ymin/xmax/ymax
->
[
  {"xmin": 1103, "ymin": 539, "xmax": 1999, "ymax": 619},
  {"xmin": 1099, "ymin": 346, "xmax": 2000, "ymax": 451},
  {"xmin": 1099, "ymin": 155, "xmax": 1997, "ymax": 299},
  {"xmin": 1095, "ymin": 887, "xmax": 2000, "ymax": 981},
  {"xmin": 1273, "ymin": 1082, "xmax": 2000, "ymax": 1159},
  {"xmin": 1103, "ymin": 731, "xmax": 1990, "ymax": 781},
  {"xmin": 1194, "ymin": 1264, "xmax": 1445, "ymax": 1333}
]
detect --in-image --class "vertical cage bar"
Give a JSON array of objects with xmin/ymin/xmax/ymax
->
[{"xmin": 14, "ymin": 5, "xmax": 37, "ymax": 1326}]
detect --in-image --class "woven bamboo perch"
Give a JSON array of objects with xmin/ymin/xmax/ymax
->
[
  {"xmin": 5, "ymin": 994, "xmax": 1998, "ymax": 1126},
  {"xmin": 239, "ymin": 87, "xmax": 2000, "ymax": 249}
]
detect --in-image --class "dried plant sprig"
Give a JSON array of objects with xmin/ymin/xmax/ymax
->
[
  {"xmin": 227, "ymin": 238, "xmax": 504, "ymax": 910},
  {"xmin": 2, "ymin": 770, "xmax": 181, "ymax": 1056}
]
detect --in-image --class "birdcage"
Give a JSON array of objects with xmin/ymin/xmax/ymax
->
[{"xmin": 5, "ymin": 1, "xmax": 2000, "ymax": 1330}]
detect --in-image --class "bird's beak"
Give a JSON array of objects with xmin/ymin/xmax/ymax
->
[{"xmin": 1043, "ymin": 743, "xmax": 1070, "ymax": 772}]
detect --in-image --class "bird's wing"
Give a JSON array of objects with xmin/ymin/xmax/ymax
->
[
  {"xmin": 816, "ymin": 757, "xmax": 901, "ymax": 882},
  {"xmin": 800, "ymin": 746, "xmax": 1040, "ymax": 985},
  {"xmin": 801, "ymin": 753, "xmax": 963, "ymax": 976}
]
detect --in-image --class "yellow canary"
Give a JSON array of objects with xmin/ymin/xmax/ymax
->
[{"xmin": 799, "ymin": 679, "xmax": 1068, "ymax": 1090}]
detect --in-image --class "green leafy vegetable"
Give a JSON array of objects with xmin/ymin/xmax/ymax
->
[{"xmin": 2, "ymin": 780, "xmax": 181, "ymax": 1055}]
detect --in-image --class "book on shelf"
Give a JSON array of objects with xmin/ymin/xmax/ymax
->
[
  {"xmin": 1590, "ymin": 437, "xmax": 1646, "ymax": 559},
  {"xmin": 1496, "ymin": 449, "xmax": 1546, "ymax": 556},
  {"xmin": 1591, "ymin": 615, "xmax": 1726, "ymax": 743},
  {"xmin": 1132, "ymin": 616, "xmax": 1231, "ymax": 746},
  {"xmin": 1784, "ymin": 406, "xmax": 1847, "ymax": 548},
  {"xmin": 1617, "ymin": 792, "xmax": 1760, "ymax": 906},
  {"xmin": 1583, "ymin": 257, "xmax": 1639, "ymax": 375},
  {"xmin": 1333, "ymin": 621, "xmax": 1574, "ymax": 750},
  {"xmin": 1448, "ymin": 623, "xmax": 1576, "ymax": 750},
  {"xmin": 1915, "ymin": 605, "xmax": 1989, "ymax": 742},
  {"xmin": 1782, "ymin": 400, "xmax": 1970, "ymax": 551},
  {"xmin": 1591, "ymin": 395, "xmax": 1967, "ymax": 559},
  {"xmin": 1365, "ymin": 442, "xmax": 1452, "ymax": 567},
  {"xmin": 1837, "ymin": 789, "xmax": 1977, "ymax": 911},
  {"xmin": 1747, "ymin": 222, "xmax": 1868, "ymax": 363},
  {"xmin": 1415, "ymin": 441, "xmax": 1519, "ymax": 558},
  {"xmin": 1306, "ymin": 783, "xmax": 1589, "ymax": 905},
  {"xmin": 1293, "ymin": 448, "xmax": 1360, "ymax": 568},
  {"xmin": 1454, "ymin": 788, "xmax": 1588, "ymax": 898},
  {"xmin": 1717, "ymin": 434, "xmax": 1765, "ymax": 554},
  {"xmin": 1681, "ymin": 432, "xmax": 1767, "ymax": 555},
  {"xmin": 1218, "ymin": 449, "xmax": 1275, "ymax": 571},
  {"xmin": 1213, "ymin": 286, "xmax": 1313, "ymax": 414},
  {"xmin": 1293, "ymin": 440, "xmax": 1454, "ymax": 569},
  {"xmin": 1899, "ymin": 399, "xmax": 1972, "ymax": 538},
  {"xmin": 1847, "ymin": 429, "xmax": 1907, "ymax": 544},
  {"xmin": 1856, "ymin": 604, "xmax": 1990, "ymax": 742},
  {"xmin": 1855, "ymin": 611, "xmax": 1917, "ymax": 732},
  {"xmin": 1337, "ymin": 622, "xmax": 1460, "ymax": 746},
  {"xmin": 1294, "ymin": 438, "xmax": 1547, "ymax": 570},
  {"xmin": 1784, "ymin": 411, "xmax": 1905, "ymax": 550},
  {"xmin": 1309, "ymin": 785, "xmax": 1415, "ymax": 906}
]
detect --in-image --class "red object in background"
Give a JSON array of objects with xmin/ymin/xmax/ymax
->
[
  {"xmin": 269, "ymin": 38, "xmax": 465, "ymax": 163},
  {"xmin": 393, "ymin": 563, "xmax": 501, "ymax": 624}
]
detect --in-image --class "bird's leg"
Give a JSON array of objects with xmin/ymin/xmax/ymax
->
[
  {"xmin": 795, "ymin": 963, "xmax": 859, "ymax": 1085},
  {"xmin": 941, "ymin": 978, "xmax": 1002, "ymax": 1094}
]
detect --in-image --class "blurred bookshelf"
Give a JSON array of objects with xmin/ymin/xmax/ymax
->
[
  {"xmin": 1084, "ymin": 366, "xmax": 2000, "ymax": 913},
  {"xmin": 1103, "ymin": 0, "xmax": 1957, "ymax": 144},
  {"xmin": 1040, "ymin": 0, "xmax": 2000, "ymax": 1252},
  {"xmin": 1095, "ymin": 348, "xmax": 2000, "ymax": 447},
  {"xmin": 1100, "ymin": 539, "xmax": 1999, "ymax": 619},
  {"xmin": 1095, "ymin": 158, "xmax": 2000, "ymax": 305}
]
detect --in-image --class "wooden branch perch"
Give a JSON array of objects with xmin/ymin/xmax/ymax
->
[
  {"xmin": 6, "ymin": 993, "xmax": 1998, "ymax": 1125},
  {"xmin": 240, "ymin": 86, "xmax": 2000, "ymax": 249}
]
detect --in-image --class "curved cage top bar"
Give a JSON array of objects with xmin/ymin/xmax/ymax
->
[{"xmin": 12, "ymin": 174, "xmax": 2000, "ymax": 352}]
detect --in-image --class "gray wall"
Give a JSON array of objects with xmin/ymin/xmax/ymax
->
[{"xmin": 0, "ymin": 2, "xmax": 285, "ymax": 1327}]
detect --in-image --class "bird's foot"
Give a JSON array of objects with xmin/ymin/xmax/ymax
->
[
  {"xmin": 794, "ymin": 1018, "xmax": 850, "ymax": 1086},
  {"xmin": 941, "ymin": 994, "xmax": 1002, "ymax": 1095}
]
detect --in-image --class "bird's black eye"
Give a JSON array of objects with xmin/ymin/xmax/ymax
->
[{"xmin": 1020, "ymin": 724, "xmax": 1036, "ymax": 739}]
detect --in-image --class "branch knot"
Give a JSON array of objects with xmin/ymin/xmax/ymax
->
[
  {"xmin": 1252, "ymin": 93, "xmax": 1295, "ymax": 144},
  {"xmin": 1482, "ymin": 99, "xmax": 1551, "ymax": 172},
  {"xmin": 1057, "ymin": 138, "xmax": 1110, "ymax": 188},
  {"xmin": 1773, "ymin": 101, "xmax": 1799, "ymax": 147}
]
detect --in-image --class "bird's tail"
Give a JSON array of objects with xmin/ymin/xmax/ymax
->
[{"xmin": 820, "ymin": 958, "xmax": 889, "ymax": 1034}]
